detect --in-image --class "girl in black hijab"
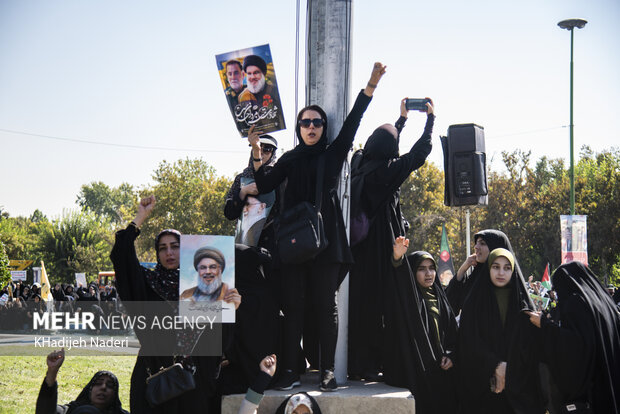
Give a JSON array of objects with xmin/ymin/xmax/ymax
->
[
  {"xmin": 389, "ymin": 237, "xmax": 459, "ymax": 413},
  {"xmin": 249, "ymin": 62, "xmax": 386, "ymax": 392},
  {"xmin": 459, "ymin": 248, "xmax": 544, "ymax": 414},
  {"xmin": 348, "ymin": 97, "xmax": 434, "ymax": 380},
  {"xmin": 110, "ymin": 195, "xmax": 241, "ymax": 413},
  {"xmin": 526, "ymin": 261, "xmax": 620, "ymax": 413},
  {"xmin": 36, "ymin": 348, "xmax": 128, "ymax": 414},
  {"xmin": 446, "ymin": 229, "xmax": 518, "ymax": 316}
]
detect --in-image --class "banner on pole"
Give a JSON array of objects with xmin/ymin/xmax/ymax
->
[
  {"xmin": 560, "ymin": 215, "xmax": 588, "ymax": 265},
  {"xmin": 437, "ymin": 224, "xmax": 456, "ymax": 286}
]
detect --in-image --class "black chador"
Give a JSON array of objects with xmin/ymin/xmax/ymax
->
[
  {"xmin": 348, "ymin": 113, "xmax": 434, "ymax": 378},
  {"xmin": 458, "ymin": 249, "xmax": 545, "ymax": 414},
  {"xmin": 389, "ymin": 251, "xmax": 459, "ymax": 414},
  {"xmin": 539, "ymin": 262, "xmax": 620, "ymax": 414}
]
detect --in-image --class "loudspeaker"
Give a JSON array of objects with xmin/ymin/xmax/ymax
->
[{"xmin": 441, "ymin": 123, "xmax": 488, "ymax": 207}]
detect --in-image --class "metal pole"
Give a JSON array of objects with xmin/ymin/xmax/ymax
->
[
  {"xmin": 466, "ymin": 209, "xmax": 471, "ymax": 256},
  {"xmin": 569, "ymin": 28, "xmax": 575, "ymax": 216},
  {"xmin": 306, "ymin": 0, "xmax": 353, "ymax": 384},
  {"xmin": 558, "ymin": 18, "xmax": 587, "ymax": 215}
]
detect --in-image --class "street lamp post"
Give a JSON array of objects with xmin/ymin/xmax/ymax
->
[{"xmin": 558, "ymin": 18, "xmax": 587, "ymax": 216}]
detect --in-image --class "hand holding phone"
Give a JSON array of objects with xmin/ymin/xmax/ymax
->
[{"xmin": 405, "ymin": 98, "xmax": 431, "ymax": 112}]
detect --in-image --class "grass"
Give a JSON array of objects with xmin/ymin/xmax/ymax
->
[{"xmin": 0, "ymin": 355, "xmax": 135, "ymax": 414}]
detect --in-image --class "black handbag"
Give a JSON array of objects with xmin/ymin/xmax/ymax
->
[
  {"xmin": 277, "ymin": 157, "xmax": 328, "ymax": 264},
  {"xmin": 145, "ymin": 362, "xmax": 196, "ymax": 407}
]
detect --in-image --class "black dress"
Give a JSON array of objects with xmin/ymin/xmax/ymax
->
[
  {"xmin": 348, "ymin": 114, "xmax": 434, "ymax": 377},
  {"xmin": 540, "ymin": 262, "xmax": 620, "ymax": 413},
  {"xmin": 389, "ymin": 251, "xmax": 459, "ymax": 414},
  {"xmin": 253, "ymin": 90, "xmax": 371, "ymax": 372},
  {"xmin": 458, "ymin": 253, "xmax": 544, "ymax": 414},
  {"xmin": 110, "ymin": 225, "xmax": 229, "ymax": 414}
]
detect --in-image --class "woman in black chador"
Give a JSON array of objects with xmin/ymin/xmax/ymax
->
[
  {"xmin": 36, "ymin": 348, "xmax": 128, "ymax": 414},
  {"xmin": 389, "ymin": 237, "xmax": 459, "ymax": 413},
  {"xmin": 348, "ymin": 96, "xmax": 434, "ymax": 381},
  {"xmin": 527, "ymin": 261, "xmax": 620, "ymax": 414},
  {"xmin": 446, "ymin": 229, "xmax": 518, "ymax": 316},
  {"xmin": 458, "ymin": 248, "xmax": 545, "ymax": 414},
  {"xmin": 110, "ymin": 195, "xmax": 241, "ymax": 413},
  {"xmin": 249, "ymin": 62, "xmax": 386, "ymax": 392}
]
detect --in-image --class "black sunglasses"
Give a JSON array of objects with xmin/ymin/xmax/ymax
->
[
  {"xmin": 260, "ymin": 145, "xmax": 275, "ymax": 153},
  {"xmin": 298, "ymin": 118, "xmax": 325, "ymax": 128}
]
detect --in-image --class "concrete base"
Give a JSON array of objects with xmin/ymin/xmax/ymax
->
[{"xmin": 222, "ymin": 372, "xmax": 415, "ymax": 414}]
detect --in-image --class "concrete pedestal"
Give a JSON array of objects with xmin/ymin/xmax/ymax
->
[{"xmin": 221, "ymin": 372, "xmax": 415, "ymax": 414}]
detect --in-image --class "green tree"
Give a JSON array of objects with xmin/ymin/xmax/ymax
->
[
  {"xmin": 0, "ymin": 241, "xmax": 10, "ymax": 287},
  {"xmin": 77, "ymin": 181, "xmax": 136, "ymax": 225},
  {"xmin": 134, "ymin": 158, "xmax": 234, "ymax": 259},
  {"xmin": 38, "ymin": 210, "xmax": 113, "ymax": 284}
]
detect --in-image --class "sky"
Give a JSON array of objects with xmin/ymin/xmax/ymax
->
[{"xmin": 1, "ymin": 0, "xmax": 619, "ymax": 218}]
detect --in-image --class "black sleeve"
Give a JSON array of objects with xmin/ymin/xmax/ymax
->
[
  {"xmin": 254, "ymin": 161, "xmax": 288, "ymax": 194},
  {"xmin": 394, "ymin": 115, "xmax": 407, "ymax": 134},
  {"xmin": 35, "ymin": 380, "xmax": 65, "ymax": 414},
  {"xmin": 326, "ymin": 90, "xmax": 373, "ymax": 165},
  {"xmin": 110, "ymin": 225, "xmax": 150, "ymax": 302},
  {"xmin": 224, "ymin": 189, "xmax": 244, "ymax": 221},
  {"xmin": 224, "ymin": 175, "xmax": 244, "ymax": 220},
  {"xmin": 249, "ymin": 370, "xmax": 272, "ymax": 395},
  {"xmin": 379, "ymin": 113, "xmax": 434, "ymax": 190}
]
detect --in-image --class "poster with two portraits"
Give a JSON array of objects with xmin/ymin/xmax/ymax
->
[{"xmin": 215, "ymin": 44, "xmax": 286, "ymax": 137}]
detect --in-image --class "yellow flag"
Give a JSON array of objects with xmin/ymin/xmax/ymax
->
[{"xmin": 40, "ymin": 261, "xmax": 51, "ymax": 302}]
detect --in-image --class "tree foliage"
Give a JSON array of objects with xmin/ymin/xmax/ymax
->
[
  {"xmin": 134, "ymin": 158, "xmax": 234, "ymax": 260},
  {"xmin": 0, "ymin": 241, "xmax": 10, "ymax": 287},
  {"xmin": 77, "ymin": 181, "xmax": 136, "ymax": 225},
  {"xmin": 38, "ymin": 210, "xmax": 113, "ymax": 284}
]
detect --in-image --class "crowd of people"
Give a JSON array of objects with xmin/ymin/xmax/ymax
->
[
  {"xmin": 0, "ymin": 280, "xmax": 120, "ymax": 331},
  {"xmin": 2, "ymin": 61, "xmax": 618, "ymax": 413}
]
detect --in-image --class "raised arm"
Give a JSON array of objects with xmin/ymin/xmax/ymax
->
[
  {"xmin": 36, "ymin": 349, "xmax": 65, "ymax": 414},
  {"xmin": 328, "ymin": 62, "xmax": 387, "ymax": 160}
]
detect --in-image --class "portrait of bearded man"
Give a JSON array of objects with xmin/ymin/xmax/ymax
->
[{"xmin": 180, "ymin": 247, "xmax": 229, "ymax": 303}]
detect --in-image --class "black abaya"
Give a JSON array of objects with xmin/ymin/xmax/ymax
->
[
  {"xmin": 387, "ymin": 251, "xmax": 459, "ymax": 414},
  {"xmin": 540, "ymin": 262, "xmax": 620, "ymax": 413},
  {"xmin": 458, "ymin": 250, "xmax": 544, "ymax": 414},
  {"xmin": 348, "ymin": 114, "xmax": 434, "ymax": 377},
  {"xmin": 110, "ymin": 225, "xmax": 229, "ymax": 414}
]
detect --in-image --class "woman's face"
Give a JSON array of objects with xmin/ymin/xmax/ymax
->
[
  {"xmin": 157, "ymin": 234, "xmax": 180, "ymax": 270},
  {"xmin": 298, "ymin": 109, "xmax": 324, "ymax": 146},
  {"xmin": 474, "ymin": 237, "xmax": 490, "ymax": 263},
  {"xmin": 490, "ymin": 256, "xmax": 513, "ymax": 288},
  {"xmin": 415, "ymin": 258, "xmax": 436, "ymax": 288},
  {"xmin": 89, "ymin": 374, "xmax": 115, "ymax": 409}
]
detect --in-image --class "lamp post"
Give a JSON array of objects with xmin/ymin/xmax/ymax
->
[{"xmin": 558, "ymin": 18, "xmax": 587, "ymax": 216}]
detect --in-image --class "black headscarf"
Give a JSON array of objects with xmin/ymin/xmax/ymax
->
[
  {"xmin": 458, "ymin": 246, "xmax": 542, "ymax": 414},
  {"xmin": 144, "ymin": 229, "xmax": 181, "ymax": 301},
  {"xmin": 278, "ymin": 105, "xmax": 329, "ymax": 166},
  {"xmin": 66, "ymin": 371, "xmax": 127, "ymax": 414},
  {"xmin": 275, "ymin": 392, "xmax": 322, "ymax": 414},
  {"xmin": 363, "ymin": 124, "xmax": 399, "ymax": 160},
  {"xmin": 389, "ymin": 251, "xmax": 459, "ymax": 413},
  {"xmin": 549, "ymin": 262, "xmax": 620, "ymax": 413},
  {"xmin": 448, "ymin": 229, "xmax": 521, "ymax": 315}
]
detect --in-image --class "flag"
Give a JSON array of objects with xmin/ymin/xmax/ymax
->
[
  {"xmin": 437, "ymin": 224, "xmax": 456, "ymax": 286},
  {"xmin": 40, "ymin": 261, "xmax": 51, "ymax": 302},
  {"xmin": 541, "ymin": 263, "xmax": 551, "ymax": 290}
]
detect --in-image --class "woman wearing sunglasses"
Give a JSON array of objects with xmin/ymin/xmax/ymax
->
[{"xmin": 248, "ymin": 62, "xmax": 386, "ymax": 392}]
